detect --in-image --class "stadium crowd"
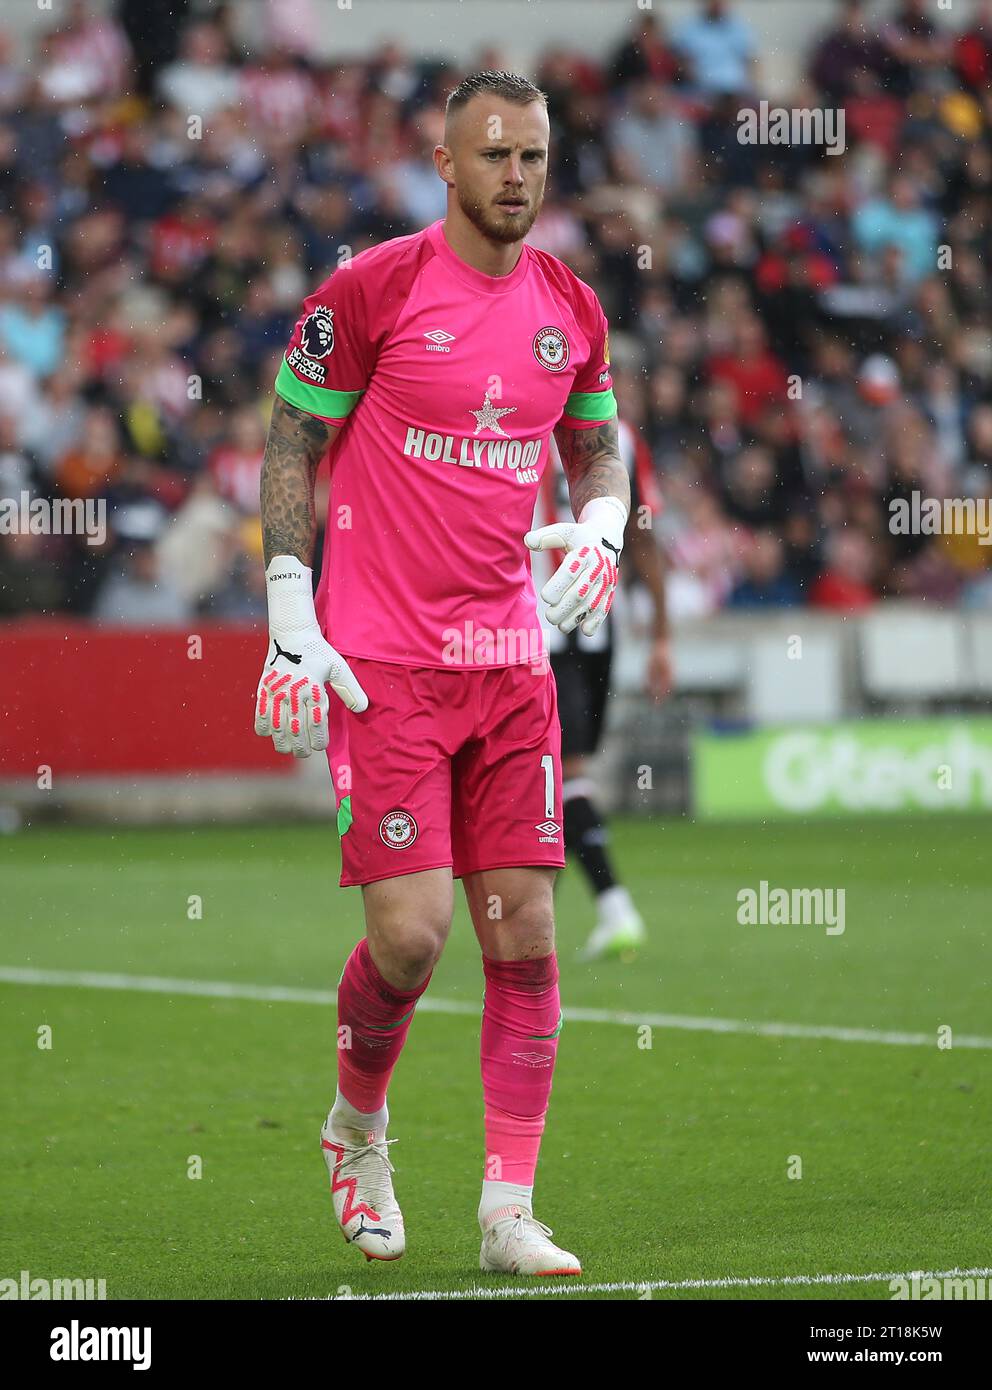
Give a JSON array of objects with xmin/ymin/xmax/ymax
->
[{"xmin": 2, "ymin": 0, "xmax": 992, "ymax": 624}]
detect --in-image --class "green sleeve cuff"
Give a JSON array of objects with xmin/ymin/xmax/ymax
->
[
  {"xmin": 274, "ymin": 358, "xmax": 364, "ymax": 420},
  {"xmin": 562, "ymin": 387, "xmax": 618, "ymax": 423}
]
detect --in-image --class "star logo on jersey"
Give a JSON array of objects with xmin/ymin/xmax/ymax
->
[{"xmin": 471, "ymin": 390, "xmax": 517, "ymax": 437}]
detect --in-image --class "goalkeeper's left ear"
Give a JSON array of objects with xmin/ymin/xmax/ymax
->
[{"xmin": 524, "ymin": 495, "xmax": 628, "ymax": 639}]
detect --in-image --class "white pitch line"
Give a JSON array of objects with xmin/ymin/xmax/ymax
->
[
  {"xmin": 1, "ymin": 965, "xmax": 990, "ymax": 1050},
  {"xmin": 316, "ymin": 1266, "xmax": 992, "ymax": 1301}
]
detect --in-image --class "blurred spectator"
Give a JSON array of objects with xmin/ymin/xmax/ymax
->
[
  {"xmin": 0, "ymin": 530, "xmax": 65, "ymax": 614},
  {"xmin": 54, "ymin": 407, "xmax": 124, "ymax": 500},
  {"xmin": 880, "ymin": 0, "xmax": 949, "ymax": 99},
  {"xmin": 852, "ymin": 174, "xmax": 938, "ymax": 284},
  {"xmin": 208, "ymin": 406, "xmax": 267, "ymax": 514},
  {"xmin": 609, "ymin": 82, "xmax": 698, "ymax": 194},
  {"xmin": 727, "ymin": 529, "xmax": 802, "ymax": 608},
  {"xmin": 156, "ymin": 22, "xmax": 239, "ymax": 119},
  {"xmin": 93, "ymin": 522, "xmax": 190, "ymax": 626},
  {"xmin": 954, "ymin": 0, "xmax": 992, "ymax": 93},
  {"xmin": 810, "ymin": 528, "xmax": 877, "ymax": 610},
  {"xmin": 810, "ymin": 0, "xmax": 889, "ymax": 100},
  {"xmin": 610, "ymin": 12, "xmax": 681, "ymax": 90},
  {"xmin": 0, "ymin": 270, "xmax": 64, "ymax": 378},
  {"xmin": 40, "ymin": 0, "xmax": 131, "ymax": 104},
  {"xmin": 706, "ymin": 315, "xmax": 789, "ymax": 431},
  {"xmin": 0, "ymin": 0, "xmax": 987, "ymax": 629},
  {"xmin": 673, "ymin": 0, "xmax": 758, "ymax": 98}
]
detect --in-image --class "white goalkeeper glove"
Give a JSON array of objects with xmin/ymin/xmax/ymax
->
[
  {"xmin": 524, "ymin": 495, "xmax": 628, "ymax": 638},
  {"xmin": 254, "ymin": 556, "xmax": 368, "ymax": 758}
]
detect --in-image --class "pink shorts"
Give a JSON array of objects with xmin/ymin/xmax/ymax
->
[{"xmin": 325, "ymin": 656, "xmax": 565, "ymax": 887}]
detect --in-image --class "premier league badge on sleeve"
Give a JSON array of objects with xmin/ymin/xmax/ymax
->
[{"xmin": 301, "ymin": 305, "xmax": 335, "ymax": 359}]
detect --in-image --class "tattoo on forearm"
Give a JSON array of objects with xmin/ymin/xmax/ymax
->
[
  {"xmin": 260, "ymin": 397, "xmax": 334, "ymax": 566},
  {"xmin": 554, "ymin": 419, "xmax": 630, "ymax": 519}
]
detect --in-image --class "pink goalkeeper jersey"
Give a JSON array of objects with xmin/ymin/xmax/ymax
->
[{"xmin": 274, "ymin": 218, "xmax": 617, "ymax": 669}]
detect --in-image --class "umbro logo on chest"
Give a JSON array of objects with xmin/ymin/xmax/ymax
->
[
  {"xmin": 422, "ymin": 326, "xmax": 571, "ymax": 369},
  {"xmin": 424, "ymin": 329, "xmax": 455, "ymax": 352}
]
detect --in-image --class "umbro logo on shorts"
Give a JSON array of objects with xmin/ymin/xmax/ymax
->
[
  {"xmin": 511, "ymin": 1051, "xmax": 553, "ymax": 1067},
  {"xmin": 535, "ymin": 821, "xmax": 560, "ymax": 837}
]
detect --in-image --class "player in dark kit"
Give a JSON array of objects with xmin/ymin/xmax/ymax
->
[{"xmin": 531, "ymin": 399, "xmax": 671, "ymax": 958}]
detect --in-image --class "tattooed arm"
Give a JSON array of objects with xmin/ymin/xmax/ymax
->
[
  {"xmin": 553, "ymin": 417, "xmax": 630, "ymax": 521},
  {"xmin": 260, "ymin": 396, "xmax": 338, "ymax": 567},
  {"xmin": 253, "ymin": 397, "xmax": 367, "ymax": 746}
]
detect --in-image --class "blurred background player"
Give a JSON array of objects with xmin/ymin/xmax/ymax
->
[{"xmin": 532, "ymin": 365, "xmax": 671, "ymax": 961}]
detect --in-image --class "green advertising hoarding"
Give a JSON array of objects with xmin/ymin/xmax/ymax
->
[{"xmin": 693, "ymin": 719, "xmax": 992, "ymax": 819}]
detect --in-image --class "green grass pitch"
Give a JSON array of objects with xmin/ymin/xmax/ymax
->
[{"xmin": 0, "ymin": 816, "xmax": 989, "ymax": 1301}]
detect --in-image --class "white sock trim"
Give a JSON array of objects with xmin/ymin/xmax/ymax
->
[
  {"xmin": 329, "ymin": 1089, "xmax": 388, "ymax": 1136},
  {"xmin": 479, "ymin": 1180, "xmax": 534, "ymax": 1229}
]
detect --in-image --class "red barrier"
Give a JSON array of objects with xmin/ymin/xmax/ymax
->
[{"xmin": 0, "ymin": 620, "xmax": 295, "ymax": 776}]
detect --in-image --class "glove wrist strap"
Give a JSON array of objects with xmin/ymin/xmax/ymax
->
[
  {"xmin": 579, "ymin": 495, "xmax": 628, "ymax": 551},
  {"xmin": 265, "ymin": 555, "xmax": 319, "ymax": 634}
]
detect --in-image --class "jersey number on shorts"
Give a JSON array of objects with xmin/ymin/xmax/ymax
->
[{"xmin": 540, "ymin": 754, "xmax": 555, "ymax": 819}]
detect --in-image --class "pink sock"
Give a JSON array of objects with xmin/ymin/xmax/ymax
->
[
  {"xmin": 336, "ymin": 938, "xmax": 430, "ymax": 1114},
  {"xmin": 481, "ymin": 954, "xmax": 562, "ymax": 1185}
]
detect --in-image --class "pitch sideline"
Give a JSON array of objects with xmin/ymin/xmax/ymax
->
[
  {"xmin": 1, "ymin": 965, "xmax": 989, "ymax": 1050},
  {"xmin": 314, "ymin": 1265, "xmax": 992, "ymax": 1300}
]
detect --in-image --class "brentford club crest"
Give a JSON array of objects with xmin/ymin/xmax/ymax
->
[
  {"xmin": 379, "ymin": 810, "xmax": 418, "ymax": 849},
  {"xmin": 533, "ymin": 326, "xmax": 569, "ymax": 372}
]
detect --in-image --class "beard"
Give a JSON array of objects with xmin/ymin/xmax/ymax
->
[{"xmin": 456, "ymin": 184, "xmax": 543, "ymax": 244}]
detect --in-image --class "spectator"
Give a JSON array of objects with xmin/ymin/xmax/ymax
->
[
  {"xmin": 706, "ymin": 315, "xmax": 789, "ymax": 431},
  {"xmin": 810, "ymin": 0, "xmax": 888, "ymax": 101},
  {"xmin": 156, "ymin": 22, "xmax": 240, "ymax": 120},
  {"xmin": 673, "ymin": 0, "xmax": 758, "ymax": 98},
  {"xmin": 0, "ymin": 0, "xmax": 986, "ymax": 629},
  {"xmin": 610, "ymin": 12, "xmax": 681, "ymax": 90},
  {"xmin": 852, "ymin": 174, "xmax": 939, "ymax": 284},
  {"xmin": 810, "ymin": 528, "xmax": 877, "ymax": 610},
  {"xmin": 93, "ymin": 536, "xmax": 191, "ymax": 626},
  {"xmin": 880, "ymin": 0, "xmax": 949, "ymax": 99},
  {"xmin": 0, "ymin": 270, "xmax": 64, "ymax": 379},
  {"xmin": 727, "ymin": 530, "xmax": 802, "ymax": 608},
  {"xmin": 609, "ymin": 81, "xmax": 698, "ymax": 195}
]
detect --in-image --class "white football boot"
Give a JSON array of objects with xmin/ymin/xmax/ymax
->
[
  {"xmin": 580, "ymin": 885, "xmax": 647, "ymax": 961},
  {"xmin": 479, "ymin": 1205, "xmax": 582, "ymax": 1277},
  {"xmin": 320, "ymin": 1116, "xmax": 405, "ymax": 1262}
]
